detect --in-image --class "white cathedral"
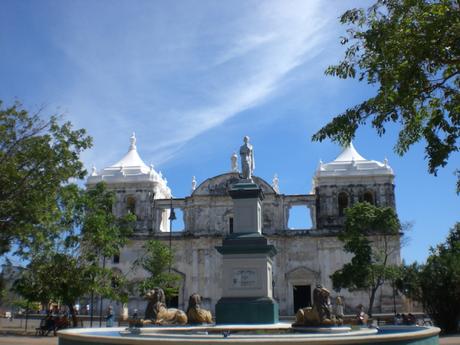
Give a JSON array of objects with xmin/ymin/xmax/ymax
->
[{"xmin": 87, "ymin": 134, "xmax": 401, "ymax": 317}]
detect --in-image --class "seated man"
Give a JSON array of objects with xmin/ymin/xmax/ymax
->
[
  {"xmin": 356, "ymin": 305, "xmax": 368, "ymax": 326},
  {"xmin": 55, "ymin": 314, "xmax": 70, "ymax": 331},
  {"xmin": 38, "ymin": 311, "xmax": 55, "ymax": 336}
]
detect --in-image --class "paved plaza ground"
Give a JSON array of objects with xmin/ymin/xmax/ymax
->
[{"xmin": 0, "ymin": 336, "xmax": 57, "ymax": 344}]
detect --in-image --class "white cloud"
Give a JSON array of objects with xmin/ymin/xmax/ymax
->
[{"xmin": 48, "ymin": 0, "xmax": 341, "ymax": 168}]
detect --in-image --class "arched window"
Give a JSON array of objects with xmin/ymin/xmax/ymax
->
[
  {"xmin": 338, "ymin": 192, "xmax": 349, "ymax": 216},
  {"xmin": 126, "ymin": 196, "xmax": 136, "ymax": 215},
  {"xmin": 363, "ymin": 191, "xmax": 374, "ymax": 205}
]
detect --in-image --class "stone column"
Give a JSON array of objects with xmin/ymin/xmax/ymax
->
[{"xmin": 215, "ymin": 180, "xmax": 278, "ymax": 324}]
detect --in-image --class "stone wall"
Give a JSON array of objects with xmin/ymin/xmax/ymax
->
[
  {"xmin": 315, "ymin": 181, "xmax": 395, "ymax": 229},
  {"xmin": 104, "ymin": 232, "xmax": 401, "ymax": 317}
]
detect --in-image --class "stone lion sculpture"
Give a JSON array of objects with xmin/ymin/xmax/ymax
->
[
  {"xmin": 142, "ymin": 287, "xmax": 187, "ymax": 325},
  {"xmin": 186, "ymin": 293, "xmax": 212, "ymax": 324},
  {"xmin": 293, "ymin": 285, "xmax": 341, "ymax": 327}
]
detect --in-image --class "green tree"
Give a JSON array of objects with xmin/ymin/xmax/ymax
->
[
  {"xmin": 401, "ymin": 223, "xmax": 460, "ymax": 333},
  {"xmin": 395, "ymin": 262, "xmax": 423, "ymax": 302},
  {"xmin": 15, "ymin": 252, "xmax": 94, "ymax": 326},
  {"xmin": 0, "ymin": 100, "xmax": 92, "ymax": 255},
  {"xmin": 331, "ymin": 202, "xmax": 401, "ymax": 316},
  {"xmin": 14, "ymin": 182, "xmax": 135, "ymax": 326},
  {"xmin": 81, "ymin": 182, "xmax": 135, "ymax": 266},
  {"xmin": 134, "ymin": 240, "xmax": 180, "ymax": 302},
  {"xmin": 312, "ymin": 0, "xmax": 460, "ymax": 191}
]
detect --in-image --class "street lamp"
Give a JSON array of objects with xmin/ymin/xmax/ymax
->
[{"xmin": 168, "ymin": 198, "xmax": 176, "ymax": 272}]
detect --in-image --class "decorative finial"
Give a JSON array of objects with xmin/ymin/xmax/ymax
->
[
  {"xmin": 191, "ymin": 176, "xmax": 197, "ymax": 192},
  {"xmin": 384, "ymin": 157, "xmax": 389, "ymax": 167},
  {"xmin": 319, "ymin": 159, "xmax": 324, "ymax": 171},
  {"xmin": 130, "ymin": 132, "xmax": 137, "ymax": 150},
  {"xmin": 91, "ymin": 165, "xmax": 97, "ymax": 176},
  {"xmin": 272, "ymin": 174, "xmax": 280, "ymax": 193},
  {"xmin": 351, "ymin": 156, "xmax": 357, "ymax": 168},
  {"xmin": 231, "ymin": 152, "xmax": 238, "ymax": 172}
]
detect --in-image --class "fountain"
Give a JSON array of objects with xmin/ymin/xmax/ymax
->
[{"xmin": 58, "ymin": 137, "xmax": 440, "ymax": 345}]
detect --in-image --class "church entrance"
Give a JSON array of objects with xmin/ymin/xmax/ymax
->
[
  {"xmin": 166, "ymin": 295, "xmax": 179, "ymax": 308},
  {"xmin": 293, "ymin": 285, "xmax": 311, "ymax": 314}
]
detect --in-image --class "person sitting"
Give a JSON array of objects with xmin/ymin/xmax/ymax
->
[
  {"xmin": 402, "ymin": 313, "xmax": 409, "ymax": 325},
  {"xmin": 35, "ymin": 317, "xmax": 48, "ymax": 336},
  {"xmin": 356, "ymin": 304, "xmax": 368, "ymax": 326},
  {"xmin": 129, "ymin": 308, "xmax": 142, "ymax": 328},
  {"xmin": 55, "ymin": 314, "xmax": 70, "ymax": 331},
  {"xmin": 36, "ymin": 311, "xmax": 55, "ymax": 336},
  {"xmin": 407, "ymin": 313, "xmax": 416, "ymax": 325},
  {"xmin": 106, "ymin": 306, "xmax": 115, "ymax": 327}
]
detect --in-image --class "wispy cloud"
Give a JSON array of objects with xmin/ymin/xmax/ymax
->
[{"xmin": 43, "ymin": 0, "xmax": 338, "ymax": 168}]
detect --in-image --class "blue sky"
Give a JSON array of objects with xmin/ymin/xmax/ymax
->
[{"xmin": 1, "ymin": 0, "xmax": 458, "ymax": 264}]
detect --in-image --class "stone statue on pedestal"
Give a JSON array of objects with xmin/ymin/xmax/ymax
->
[
  {"xmin": 272, "ymin": 174, "xmax": 279, "ymax": 193},
  {"xmin": 142, "ymin": 288, "xmax": 187, "ymax": 325},
  {"xmin": 239, "ymin": 136, "xmax": 255, "ymax": 180},
  {"xmin": 293, "ymin": 285, "xmax": 342, "ymax": 327},
  {"xmin": 191, "ymin": 176, "xmax": 197, "ymax": 192},
  {"xmin": 186, "ymin": 293, "xmax": 212, "ymax": 324},
  {"xmin": 231, "ymin": 152, "xmax": 238, "ymax": 172}
]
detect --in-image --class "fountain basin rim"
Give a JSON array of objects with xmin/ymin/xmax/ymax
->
[
  {"xmin": 58, "ymin": 325, "xmax": 440, "ymax": 345},
  {"xmin": 121, "ymin": 323, "xmax": 352, "ymax": 335}
]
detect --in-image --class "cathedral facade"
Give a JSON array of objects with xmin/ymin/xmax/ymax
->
[{"xmin": 87, "ymin": 134, "xmax": 400, "ymax": 316}]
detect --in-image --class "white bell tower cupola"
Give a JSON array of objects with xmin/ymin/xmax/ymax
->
[
  {"xmin": 313, "ymin": 142, "xmax": 395, "ymax": 230},
  {"xmin": 87, "ymin": 133, "xmax": 172, "ymax": 233}
]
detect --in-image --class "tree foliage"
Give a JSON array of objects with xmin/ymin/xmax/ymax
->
[
  {"xmin": 14, "ymin": 252, "xmax": 94, "ymax": 326},
  {"xmin": 81, "ymin": 182, "xmax": 135, "ymax": 262},
  {"xmin": 0, "ymin": 100, "xmax": 92, "ymax": 255},
  {"xmin": 14, "ymin": 182, "xmax": 135, "ymax": 326},
  {"xmin": 312, "ymin": 0, "xmax": 460, "ymax": 191},
  {"xmin": 331, "ymin": 202, "xmax": 401, "ymax": 316},
  {"xmin": 398, "ymin": 223, "xmax": 460, "ymax": 333},
  {"xmin": 134, "ymin": 240, "xmax": 180, "ymax": 300},
  {"xmin": 395, "ymin": 261, "xmax": 423, "ymax": 302}
]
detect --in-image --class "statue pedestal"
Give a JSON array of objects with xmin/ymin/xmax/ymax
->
[
  {"xmin": 215, "ymin": 182, "xmax": 278, "ymax": 324},
  {"xmin": 215, "ymin": 296, "xmax": 278, "ymax": 324},
  {"xmin": 228, "ymin": 181, "xmax": 263, "ymax": 234}
]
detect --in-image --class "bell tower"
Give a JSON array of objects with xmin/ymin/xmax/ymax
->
[
  {"xmin": 87, "ymin": 133, "xmax": 172, "ymax": 233},
  {"xmin": 313, "ymin": 143, "xmax": 395, "ymax": 230}
]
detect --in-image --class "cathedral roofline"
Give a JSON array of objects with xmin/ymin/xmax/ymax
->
[
  {"xmin": 109, "ymin": 132, "xmax": 150, "ymax": 173},
  {"xmin": 314, "ymin": 142, "xmax": 394, "ymax": 180},
  {"xmin": 192, "ymin": 172, "xmax": 277, "ymax": 197},
  {"xmin": 333, "ymin": 142, "xmax": 365, "ymax": 162},
  {"xmin": 86, "ymin": 133, "xmax": 171, "ymax": 197}
]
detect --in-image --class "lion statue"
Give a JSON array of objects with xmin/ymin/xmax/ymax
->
[
  {"xmin": 293, "ymin": 285, "xmax": 341, "ymax": 327},
  {"xmin": 186, "ymin": 293, "xmax": 212, "ymax": 324},
  {"xmin": 142, "ymin": 287, "xmax": 187, "ymax": 325}
]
